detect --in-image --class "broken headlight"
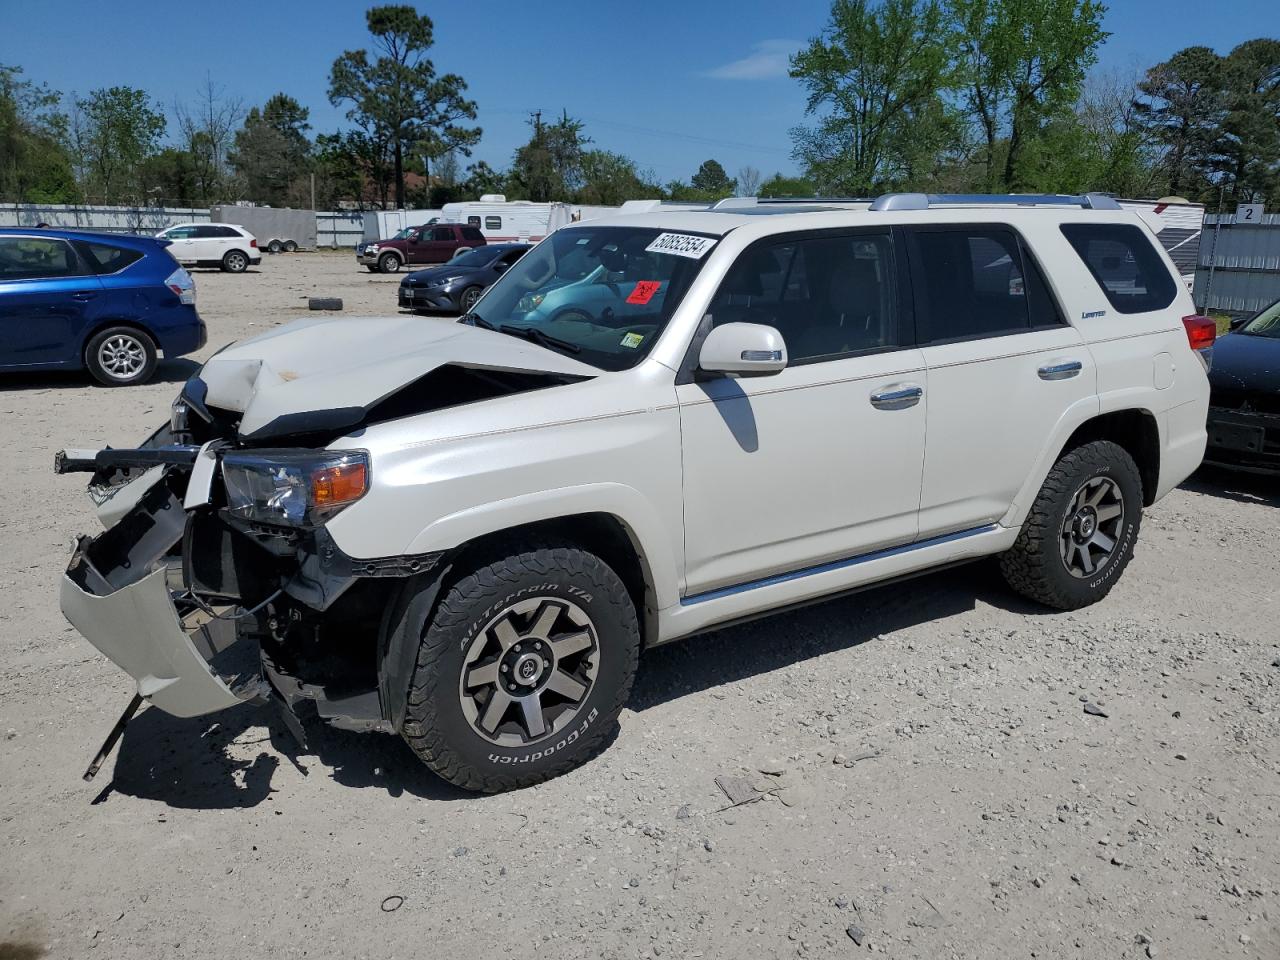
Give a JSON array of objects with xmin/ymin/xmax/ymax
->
[{"xmin": 221, "ymin": 449, "xmax": 369, "ymax": 527}]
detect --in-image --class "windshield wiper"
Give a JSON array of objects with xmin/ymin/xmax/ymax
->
[
  {"xmin": 499, "ymin": 324, "xmax": 582, "ymax": 354},
  {"xmin": 458, "ymin": 312, "xmax": 497, "ymax": 331}
]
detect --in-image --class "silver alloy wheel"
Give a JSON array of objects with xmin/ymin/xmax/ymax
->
[
  {"xmin": 226, "ymin": 251, "xmax": 247, "ymax": 271},
  {"xmin": 458, "ymin": 596, "xmax": 600, "ymax": 747},
  {"xmin": 461, "ymin": 286, "xmax": 482, "ymax": 309},
  {"xmin": 96, "ymin": 333, "xmax": 147, "ymax": 381},
  {"xmin": 1060, "ymin": 476, "xmax": 1124, "ymax": 578}
]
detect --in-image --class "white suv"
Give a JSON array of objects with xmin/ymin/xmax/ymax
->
[
  {"xmin": 58, "ymin": 194, "xmax": 1212, "ymax": 792},
  {"xmin": 156, "ymin": 222, "xmax": 261, "ymax": 273}
]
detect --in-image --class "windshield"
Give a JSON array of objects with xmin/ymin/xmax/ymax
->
[
  {"xmin": 449, "ymin": 248, "xmax": 498, "ymax": 269},
  {"xmin": 1239, "ymin": 299, "xmax": 1280, "ymax": 338},
  {"xmin": 388, "ymin": 227, "xmax": 415, "ymax": 241},
  {"xmin": 467, "ymin": 226, "xmax": 716, "ymax": 371}
]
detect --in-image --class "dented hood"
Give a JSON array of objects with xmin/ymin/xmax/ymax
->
[{"xmin": 197, "ymin": 315, "xmax": 599, "ymax": 439}]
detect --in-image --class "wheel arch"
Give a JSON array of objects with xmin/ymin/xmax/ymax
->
[{"xmin": 1057, "ymin": 408, "xmax": 1161, "ymax": 506}]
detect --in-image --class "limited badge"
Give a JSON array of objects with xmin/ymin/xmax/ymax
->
[
  {"xmin": 620, "ymin": 332, "xmax": 645, "ymax": 349},
  {"xmin": 626, "ymin": 280, "xmax": 661, "ymax": 305}
]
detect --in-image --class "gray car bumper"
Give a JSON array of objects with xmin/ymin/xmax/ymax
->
[{"xmin": 61, "ymin": 560, "xmax": 249, "ymax": 718}]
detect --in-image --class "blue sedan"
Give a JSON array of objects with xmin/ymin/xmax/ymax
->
[{"xmin": 0, "ymin": 227, "xmax": 206, "ymax": 386}]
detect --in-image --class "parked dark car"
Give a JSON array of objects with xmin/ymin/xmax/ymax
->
[
  {"xmin": 398, "ymin": 243, "xmax": 532, "ymax": 313},
  {"xmin": 1205, "ymin": 298, "xmax": 1280, "ymax": 473},
  {"xmin": 0, "ymin": 228, "xmax": 204, "ymax": 386},
  {"xmin": 357, "ymin": 222, "xmax": 487, "ymax": 273}
]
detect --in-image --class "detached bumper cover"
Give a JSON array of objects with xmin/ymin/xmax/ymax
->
[{"xmin": 61, "ymin": 558, "xmax": 249, "ymax": 718}]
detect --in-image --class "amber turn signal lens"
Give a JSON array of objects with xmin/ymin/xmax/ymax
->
[{"xmin": 311, "ymin": 461, "xmax": 368, "ymax": 508}]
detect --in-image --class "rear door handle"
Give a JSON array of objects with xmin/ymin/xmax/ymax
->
[
  {"xmin": 71, "ymin": 291, "xmax": 99, "ymax": 302},
  {"xmin": 1038, "ymin": 360, "xmax": 1082, "ymax": 381},
  {"xmin": 870, "ymin": 383, "xmax": 923, "ymax": 410}
]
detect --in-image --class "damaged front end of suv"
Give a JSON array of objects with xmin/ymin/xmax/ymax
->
[{"xmin": 57, "ymin": 315, "xmax": 597, "ymax": 776}]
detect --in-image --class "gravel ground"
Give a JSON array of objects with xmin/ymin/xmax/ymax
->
[{"xmin": 1, "ymin": 254, "xmax": 1277, "ymax": 960}]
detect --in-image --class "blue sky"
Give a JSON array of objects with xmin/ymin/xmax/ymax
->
[{"xmin": 1, "ymin": 0, "xmax": 1274, "ymax": 184}]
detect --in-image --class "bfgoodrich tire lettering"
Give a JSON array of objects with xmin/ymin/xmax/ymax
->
[
  {"xmin": 400, "ymin": 542, "xmax": 639, "ymax": 792},
  {"xmin": 999, "ymin": 440, "xmax": 1143, "ymax": 610}
]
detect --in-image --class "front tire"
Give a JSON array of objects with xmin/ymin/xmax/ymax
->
[
  {"xmin": 459, "ymin": 285, "xmax": 483, "ymax": 311},
  {"xmin": 401, "ymin": 543, "xmax": 639, "ymax": 792},
  {"xmin": 999, "ymin": 440, "xmax": 1143, "ymax": 610},
  {"xmin": 267, "ymin": 239, "xmax": 282, "ymax": 254},
  {"xmin": 222, "ymin": 250, "xmax": 249, "ymax": 273},
  {"xmin": 378, "ymin": 252, "xmax": 402, "ymax": 273},
  {"xmin": 84, "ymin": 326, "xmax": 157, "ymax": 386},
  {"xmin": 282, "ymin": 240, "xmax": 298, "ymax": 253}
]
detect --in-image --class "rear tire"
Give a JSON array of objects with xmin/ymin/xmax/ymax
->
[
  {"xmin": 84, "ymin": 326, "xmax": 157, "ymax": 386},
  {"xmin": 401, "ymin": 542, "xmax": 640, "ymax": 792},
  {"xmin": 999, "ymin": 440, "xmax": 1143, "ymax": 610},
  {"xmin": 267, "ymin": 239, "xmax": 282, "ymax": 254},
  {"xmin": 282, "ymin": 240, "xmax": 298, "ymax": 253},
  {"xmin": 222, "ymin": 250, "xmax": 249, "ymax": 273},
  {"xmin": 378, "ymin": 252, "xmax": 402, "ymax": 273}
]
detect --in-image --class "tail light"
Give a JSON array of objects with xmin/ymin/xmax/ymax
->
[
  {"xmin": 164, "ymin": 268, "xmax": 196, "ymax": 305},
  {"xmin": 1183, "ymin": 314, "xmax": 1216, "ymax": 371},
  {"xmin": 250, "ymin": 238, "xmax": 258, "ymax": 248},
  {"xmin": 1182, "ymin": 315, "xmax": 1216, "ymax": 351}
]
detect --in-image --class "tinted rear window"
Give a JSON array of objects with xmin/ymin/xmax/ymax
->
[
  {"xmin": 906, "ymin": 226, "xmax": 1064, "ymax": 342},
  {"xmin": 1060, "ymin": 223, "xmax": 1177, "ymax": 314},
  {"xmin": 463, "ymin": 227, "xmax": 485, "ymax": 243},
  {"xmin": 74, "ymin": 240, "xmax": 144, "ymax": 274}
]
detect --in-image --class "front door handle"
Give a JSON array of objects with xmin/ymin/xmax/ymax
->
[
  {"xmin": 1038, "ymin": 359, "xmax": 1082, "ymax": 381},
  {"xmin": 71, "ymin": 291, "xmax": 99, "ymax": 302},
  {"xmin": 870, "ymin": 383, "xmax": 923, "ymax": 410}
]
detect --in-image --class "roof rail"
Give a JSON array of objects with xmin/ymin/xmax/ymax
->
[{"xmin": 869, "ymin": 192, "xmax": 1121, "ymax": 212}]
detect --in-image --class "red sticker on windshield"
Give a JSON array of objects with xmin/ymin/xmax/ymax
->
[{"xmin": 626, "ymin": 280, "xmax": 662, "ymax": 305}]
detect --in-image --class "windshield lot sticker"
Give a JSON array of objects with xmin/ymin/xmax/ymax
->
[
  {"xmin": 625, "ymin": 280, "xmax": 662, "ymax": 305},
  {"xmin": 645, "ymin": 233, "xmax": 713, "ymax": 259},
  {"xmin": 620, "ymin": 332, "xmax": 645, "ymax": 349}
]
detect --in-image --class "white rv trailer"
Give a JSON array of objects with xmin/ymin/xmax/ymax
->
[{"xmin": 440, "ymin": 196, "xmax": 621, "ymax": 243}]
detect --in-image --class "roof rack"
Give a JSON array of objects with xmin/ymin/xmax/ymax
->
[{"xmin": 869, "ymin": 192, "xmax": 1121, "ymax": 211}]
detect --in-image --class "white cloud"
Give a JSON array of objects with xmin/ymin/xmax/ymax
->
[{"xmin": 705, "ymin": 39, "xmax": 803, "ymax": 80}]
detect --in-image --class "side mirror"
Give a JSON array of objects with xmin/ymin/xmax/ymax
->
[
  {"xmin": 1229, "ymin": 315, "xmax": 1248, "ymax": 331},
  {"xmin": 698, "ymin": 322, "xmax": 788, "ymax": 377}
]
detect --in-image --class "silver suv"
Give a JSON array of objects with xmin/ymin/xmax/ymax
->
[{"xmin": 58, "ymin": 194, "xmax": 1212, "ymax": 792}]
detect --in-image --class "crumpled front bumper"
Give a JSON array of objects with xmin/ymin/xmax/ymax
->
[{"xmin": 61, "ymin": 555, "xmax": 251, "ymax": 718}]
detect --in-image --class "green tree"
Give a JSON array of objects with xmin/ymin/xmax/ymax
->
[
  {"xmin": 70, "ymin": 86, "xmax": 166, "ymax": 203},
  {"xmin": 577, "ymin": 150, "xmax": 661, "ymax": 204},
  {"xmin": 949, "ymin": 0, "xmax": 1108, "ymax": 190},
  {"xmin": 329, "ymin": 5, "xmax": 480, "ymax": 208},
  {"xmin": 463, "ymin": 159, "xmax": 506, "ymax": 199},
  {"xmin": 1213, "ymin": 39, "xmax": 1280, "ymax": 203},
  {"xmin": 0, "ymin": 64, "xmax": 77, "ymax": 202},
  {"xmin": 758, "ymin": 172, "xmax": 818, "ymax": 197},
  {"xmin": 508, "ymin": 111, "xmax": 588, "ymax": 201},
  {"xmin": 789, "ymin": 0, "xmax": 957, "ymax": 194},
  {"xmin": 139, "ymin": 147, "xmax": 199, "ymax": 205},
  {"xmin": 690, "ymin": 158, "xmax": 736, "ymax": 197},
  {"xmin": 232, "ymin": 94, "xmax": 312, "ymax": 205},
  {"xmin": 1133, "ymin": 45, "xmax": 1225, "ymax": 197}
]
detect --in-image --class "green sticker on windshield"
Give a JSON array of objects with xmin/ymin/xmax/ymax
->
[{"xmin": 620, "ymin": 331, "xmax": 644, "ymax": 349}]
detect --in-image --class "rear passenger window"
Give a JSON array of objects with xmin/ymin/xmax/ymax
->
[
  {"xmin": 711, "ymin": 232, "xmax": 899, "ymax": 363},
  {"xmin": 906, "ymin": 227, "xmax": 1063, "ymax": 342},
  {"xmin": 0, "ymin": 236, "xmax": 85, "ymax": 280},
  {"xmin": 74, "ymin": 241, "xmax": 144, "ymax": 274},
  {"xmin": 1060, "ymin": 223, "xmax": 1177, "ymax": 314},
  {"xmin": 463, "ymin": 227, "xmax": 486, "ymax": 243}
]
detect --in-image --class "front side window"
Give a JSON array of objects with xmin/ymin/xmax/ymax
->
[
  {"xmin": 0, "ymin": 236, "xmax": 84, "ymax": 280},
  {"xmin": 468, "ymin": 225, "xmax": 715, "ymax": 371},
  {"xmin": 709, "ymin": 231, "xmax": 899, "ymax": 363},
  {"xmin": 1060, "ymin": 223, "xmax": 1177, "ymax": 314},
  {"xmin": 163, "ymin": 226, "xmax": 196, "ymax": 240},
  {"xmin": 906, "ymin": 226, "xmax": 1062, "ymax": 342}
]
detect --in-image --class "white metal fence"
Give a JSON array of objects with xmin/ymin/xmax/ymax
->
[{"xmin": 1, "ymin": 203, "xmax": 376, "ymax": 249}]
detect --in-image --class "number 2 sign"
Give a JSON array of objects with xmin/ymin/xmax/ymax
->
[{"xmin": 1238, "ymin": 203, "xmax": 1265, "ymax": 224}]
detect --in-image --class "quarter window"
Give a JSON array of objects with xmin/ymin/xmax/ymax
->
[
  {"xmin": 905, "ymin": 227, "xmax": 1063, "ymax": 342},
  {"xmin": 73, "ymin": 241, "xmax": 144, "ymax": 274},
  {"xmin": 1060, "ymin": 223, "xmax": 1177, "ymax": 314},
  {"xmin": 0, "ymin": 236, "xmax": 85, "ymax": 280},
  {"xmin": 710, "ymin": 232, "xmax": 900, "ymax": 363}
]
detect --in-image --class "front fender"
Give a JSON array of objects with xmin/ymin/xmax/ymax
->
[{"xmin": 404, "ymin": 481, "xmax": 681, "ymax": 609}]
